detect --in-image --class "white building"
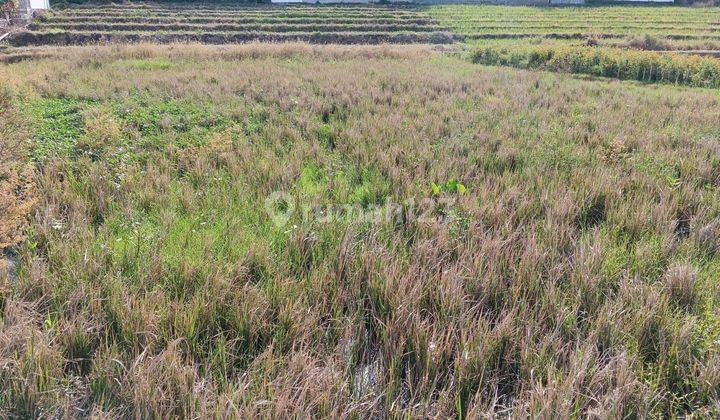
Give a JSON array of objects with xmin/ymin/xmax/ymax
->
[
  {"xmin": 16, "ymin": 0, "xmax": 49, "ymax": 21},
  {"xmin": 272, "ymin": 0, "xmax": 375, "ymax": 3}
]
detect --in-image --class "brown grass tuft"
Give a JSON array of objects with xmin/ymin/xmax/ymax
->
[{"xmin": 664, "ymin": 263, "xmax": 699, "ymax": 311}]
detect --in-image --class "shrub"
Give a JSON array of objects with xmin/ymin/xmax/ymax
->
[{"xmin": 622, "ymin": 34, "xmax": 672, "ymax": 51}]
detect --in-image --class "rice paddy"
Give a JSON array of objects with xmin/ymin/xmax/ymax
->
[
  {"xmin": 9, "ymin": 4, "xmax": 720, "ymax": 53},
  {"xmin": 9, "ymin": 4, "xmax": 456, "ymax": 46},
  {"xmin": 428, "ymin": 5, "xmax": 720, "ymax": 42}
]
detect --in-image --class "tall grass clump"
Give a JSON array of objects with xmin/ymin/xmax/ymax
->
[{"xmin": 471, "ymin": 45, "xmax": 720, "ymax": 88}]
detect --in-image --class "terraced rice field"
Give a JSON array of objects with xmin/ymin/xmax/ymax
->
[
  {"xmin": 428, "ymin": 5, "xmax": 720, "ymax": 42},
  {"xmin": 9, "ymin": 3, "xmax": 720, "ymax": 49},
  {"xmin": 10, "ymin": 4, "xmax": 456, "ymax": 46}
]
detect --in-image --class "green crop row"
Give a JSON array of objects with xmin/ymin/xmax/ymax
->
[
  {"xmin": 61, "ymin": 4, "xmax": 417, "ymax": 11},
  {"xmin": 39, "ymin": 21, "xmax": 714, "ymax": 33},
  {"xmin": 51, "ymin": 10, "xmax": 426, "ymax": 19},
  {"xmin": 30, "ymin": 22, "xmax": 445, "ymax": 34},
  {"xmin": 439, "ymin": 24, "xmax": 720, "ymax": 37},
  {"xmin": 443, "ymin": 26, "xmax": 718, "ymax": 33},
  {"xmin": 9, "ymin": 29, "xmax": 456, "ymax": 47},
  {"xmin": 41, "ymin": 16, "xmax": 436, "ymax": 25},
  {"xmin": 471, "ymin": 45, "xmax": 720, "ymax": 88},
  {"xmin": 428, "ymin": 5, "xmax": 720, "ymax": 17}
]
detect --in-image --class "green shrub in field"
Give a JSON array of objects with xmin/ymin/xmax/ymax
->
[{"xmin": 471, "ymin": 46, "xmax": 720, "ymax": 88}]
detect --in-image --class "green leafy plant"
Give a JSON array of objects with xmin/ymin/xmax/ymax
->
[{"xmin": 431, "ymin": 179, "xmax": 467, "ymax": 196}]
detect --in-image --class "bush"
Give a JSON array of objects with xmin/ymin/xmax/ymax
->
[{"xmin": 622, "ymin": 34, "xmax": 672, "ymax": 52}]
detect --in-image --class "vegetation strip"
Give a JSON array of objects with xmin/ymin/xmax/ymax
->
[
  {"xmin": 428, "ymin": 4, "xmax": 720, "ymax": 50},
  {"xmin": 471, "ymin": 45, "xmax": 720, "ymax": 88},
  {"xmin": 9, "ymin": 31, "xmax": 456, "ymax": 46},
  {"xmin": 30, "ymin": 23, "xmax": 446, "ymax": 33}
]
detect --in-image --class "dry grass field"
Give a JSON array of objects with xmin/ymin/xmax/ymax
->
[{"xmin": 0, "ymin": 42, "xmax": 719, "ymax": 417}]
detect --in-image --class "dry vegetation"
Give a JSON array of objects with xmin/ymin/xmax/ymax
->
[
  {"xmin": 2, "ymin": 41, "xmax": 437, "ymax": 62},
  {"xmin": 0, "ymin": 83, "xmax": 33, "ymax": 262},
  {"xmin": 0, "ymin": 42, "xmax": 719, "ymax": 417}
]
